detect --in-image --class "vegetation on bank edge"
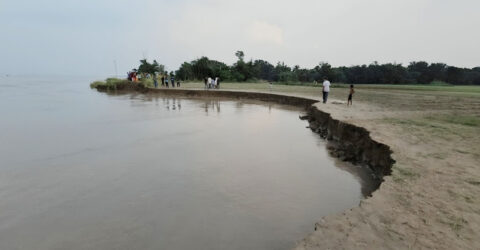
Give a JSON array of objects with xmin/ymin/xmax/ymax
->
[
  {"xmin": 133, "ymin": 51, "xmax": 480, "ymax": 85},
  {"xmin": 90, "ymin": 77, "xmax": 160, "ymax": 90},
  {"xmin": 90, "ymin": 78, "xmax": 134, "ymax": 90},
  {"xmin": 90, "ymin": 77, "xmax": 480, "ymax": 96}
]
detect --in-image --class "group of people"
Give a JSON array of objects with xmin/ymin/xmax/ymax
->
[
  {"xmin": 129, "ymin": 71, "xmax": 355, "ymax": 105},
  {"xmin": 204, "ymin": 77, "xmax": 220, "ymax": 89},
  {"xmin": 127, "ymin": 70, "xmax": 181, "ymax": 88},
  {"xmin": 321, "ymin": 78, "xmax": 355, "ymax": 106},
  {"xmin": 157, "ymin": 75, "xmax": 180, "ymax": 88},
  {"xmin": 127, "ymin": 70, "xmax": 138, "ymax": 82},
  {"xmin": 127, "ymin": 71, "xmax": 223, "ymax": 90}
]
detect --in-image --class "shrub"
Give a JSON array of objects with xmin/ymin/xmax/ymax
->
[
  {"xmin": 89, "ymin": 81, "xmax": 105, "ymax": 89},
  {"xmin": 90, "ymin": 78, "xmax": 130, "ymax": 90}
]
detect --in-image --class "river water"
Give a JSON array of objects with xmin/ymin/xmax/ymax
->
[{"xmin": 0, "ymin": 76, "xmax": 374, "ymax": 250}]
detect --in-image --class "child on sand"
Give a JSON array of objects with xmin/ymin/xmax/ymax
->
[{"xmin": 347, "ymin": 84, "xmax": 355, "ymax": 106}]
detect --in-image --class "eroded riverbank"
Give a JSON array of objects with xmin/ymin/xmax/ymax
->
[
  {"xmin": 0, "ymin": 77, "xmax": 392, "ymax": 250},
  {"xmin": 96, "ymin": 83, "xmax": 395, "ymax": 182},
  {"xmin": 117, "ymin": 84, "xmax": 395, "ymax": 180},
  {"xmin": 92, "ymin": 83, "xmax": 397, "ymax": 248},
  {"xmin": 96, "ymin": 81, "xmax": 480, "ymax": 249}
]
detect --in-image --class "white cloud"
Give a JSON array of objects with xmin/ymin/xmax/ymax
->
[{"xmin": 246, "ymin": 21, "xmax": 284, "ymax": 46}]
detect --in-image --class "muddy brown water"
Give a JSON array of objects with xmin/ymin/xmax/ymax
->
[{"xmin": 0, "ymin": 76, "xmax": 376, "ymax": 250}]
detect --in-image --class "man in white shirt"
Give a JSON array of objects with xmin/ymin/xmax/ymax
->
[
  {"xmin": 211, "ymin": 77, "xmax": 215, "ymax": 89},
  {"xmin": 207, "ymin": 77, "xmax": 212, "ymax": 89},
  {"xmin": 322, "ymin": 78, "xmax": 331, "ymax": 103}
]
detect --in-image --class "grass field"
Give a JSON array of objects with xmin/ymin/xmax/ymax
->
[
  {"xmin": 178, "ymin": 81, "xmax": 480, "ymax": 95},
  {"xmin": 174, "ymin": 82, "xmax": 480, "ymax": 113}
]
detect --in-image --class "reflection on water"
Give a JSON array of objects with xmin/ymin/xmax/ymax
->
[
  {"xmin": 164, "ymin": 98, "xmax": 183, "ymax": 111},
  {"xmin": 0, "ymin": 77, "xmax": 376, "ymax": 250}
]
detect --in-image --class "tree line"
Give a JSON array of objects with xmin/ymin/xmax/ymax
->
[{"xmin": 137, "ymin": 51, "xmax": 480, "ymax": 85}]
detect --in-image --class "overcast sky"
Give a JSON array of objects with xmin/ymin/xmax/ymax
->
[{"xmin": 1, "ymin": 0, "xmax": 479, "ymax": 76}]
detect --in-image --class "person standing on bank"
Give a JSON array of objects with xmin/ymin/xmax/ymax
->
[
  {"xmin": 171, "ymin": 76, "xmax": 175, "ymax": 88},
  {"xmin": 207, "ymin": 77, "xmax": 212, "ymax": 89},
  {"xmin": 322, "ymin": 78, "xmax": 331, "ymax": 103},
  {"xmin": 211, "ymin": 77, "xmax": 216, "ymax": 89},
  {"xmin": 215, "ymin": 77, "xmax": 220, "ymax": 89},
  {"xmin": 161, "ymin": 75, "xmax": 165, "ymax": 87},
  {"xmin": 154, "ymin": 74, "xmax": 158, "ymax": 88},
  {"xmin": 347, "ymin": 84, "xmax": 355, "ymax": 106}
]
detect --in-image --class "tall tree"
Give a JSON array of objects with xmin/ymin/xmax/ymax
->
[
  {"xmin": 235, "ymin": 51, "xmax": 245, "ymax": 62},
  {"xmin": 137, "ymin": 59, "xmax": 164, "ymax": 76}
]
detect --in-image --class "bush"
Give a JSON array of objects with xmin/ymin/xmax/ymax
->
[
  {"xmin": 90, "ymin": 78, "xmax": 130, "ymax": 90},
  {"xmin": 140, "ymin": 78, "xmax": 155, "ymax": 88},
  {"xmin": 89, "ymin": 81, "xmax": 105, "ymax": 89}
]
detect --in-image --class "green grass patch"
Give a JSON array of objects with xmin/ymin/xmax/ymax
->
[
  {"xmin": 177, "ymin": 81, "xmax": 480, "ymax": 98},
  {"xmin": 89, "ymin": 80, "xmax": 105, "ymax": 89},
  {"xmin": 429, "ymin": 80, "xmax": 452, "ymax": 86},
  {"xmin": 384, "ymin": 116, "xmax": 478, "ymax": 142},
  {"xmin": 140, "ymin": 78, "xmax": 155, "ymax": 88},
  {"xmin": 426, "ymin": 114, "xmax": 480, "ymax": 127},
  {"xmin": 385, "ymin": 115, "xmax": 480, "ymax": 138},
  {"xmin": 273, "ymin": 81, "xmax": 324, "ymax": 87},
  {"xmin": 384, "ymin": 118, "xmax": 442, "ymax": 129},
  {"xmin": 345, "ymin": 84, "xmax": 480, "ymax": 95},
  {"xmin": 90, "ymin": 78, "xmax": 131, "ymax": 90}
]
